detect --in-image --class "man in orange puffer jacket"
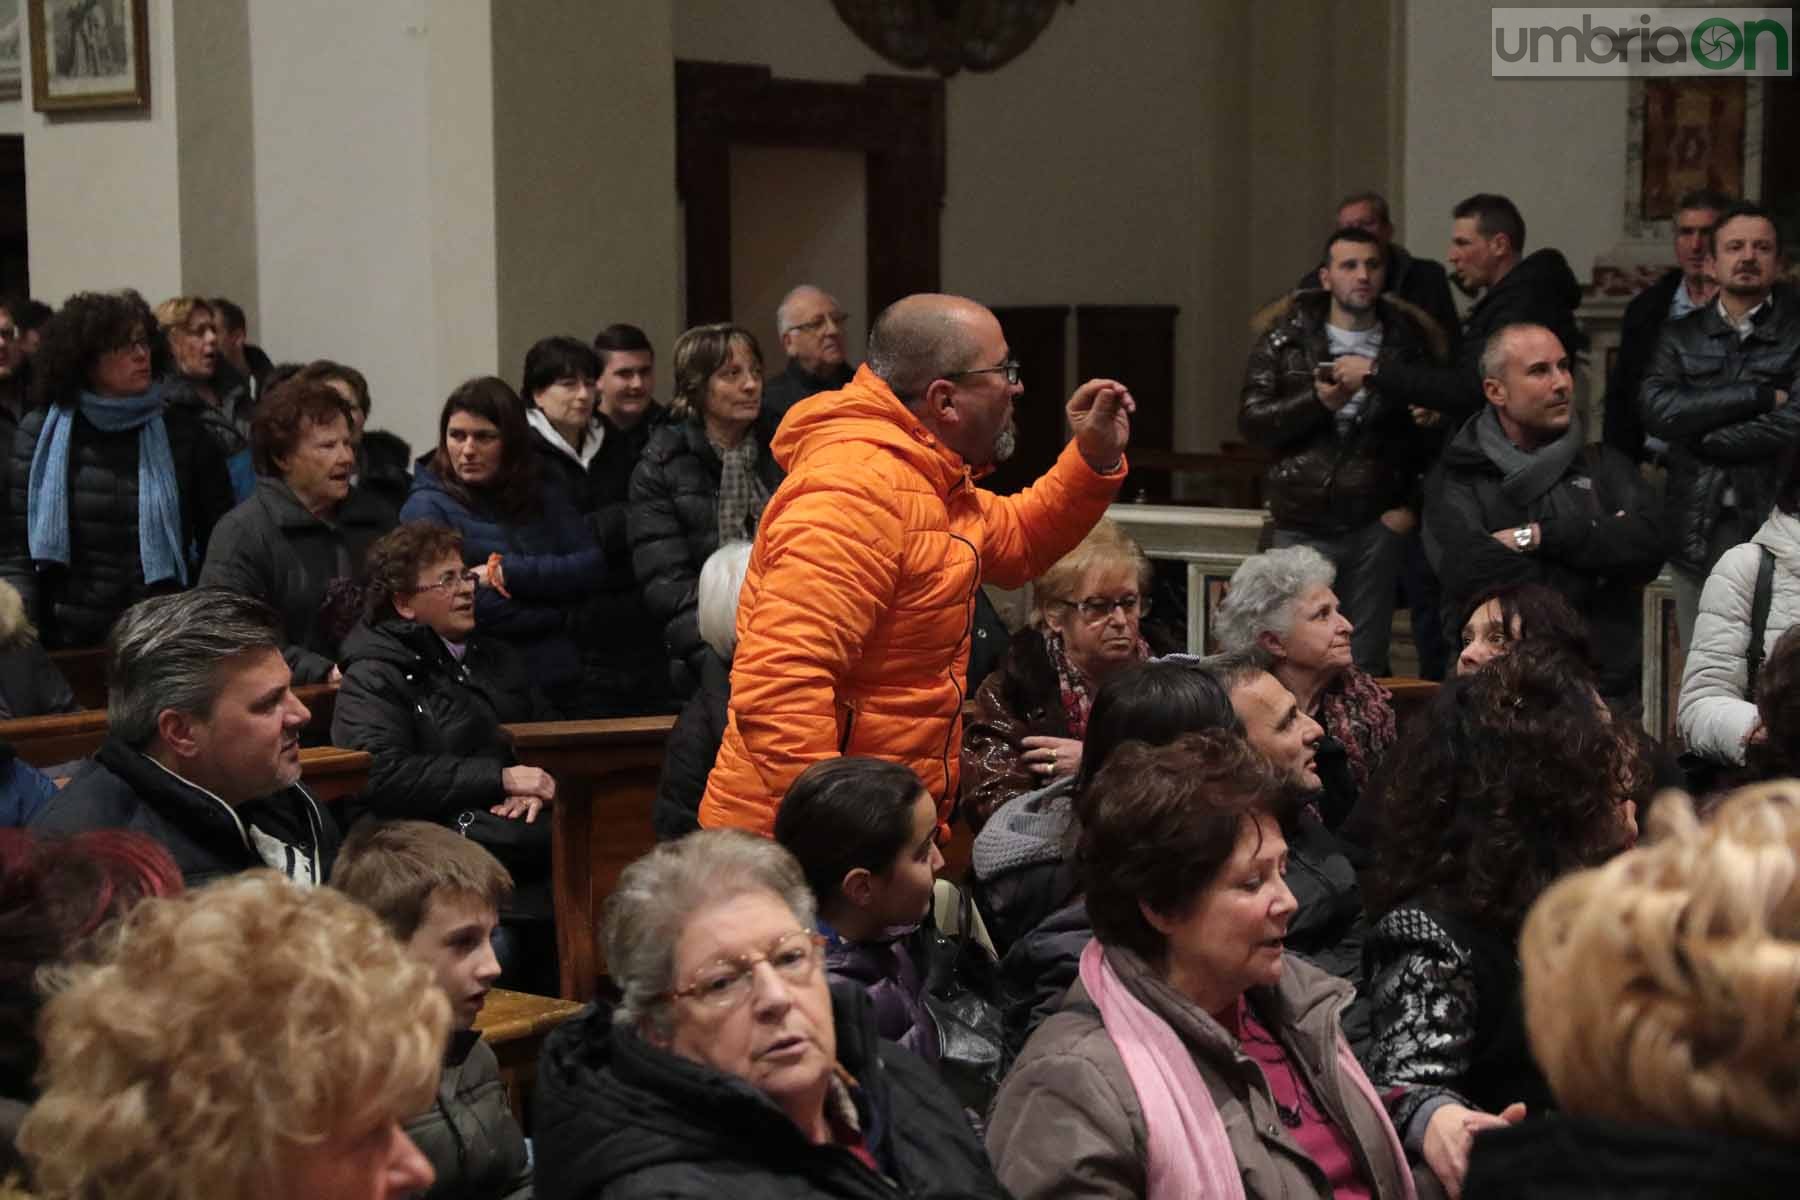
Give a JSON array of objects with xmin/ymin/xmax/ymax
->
[{"xmin": 701, "ymin": 293, "xmax": 1134, "ymax": 835}]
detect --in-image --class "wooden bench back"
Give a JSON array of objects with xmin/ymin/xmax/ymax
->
[{"xmin": 2, "ymin": 684, "xmax": 340, "ymax": 768}]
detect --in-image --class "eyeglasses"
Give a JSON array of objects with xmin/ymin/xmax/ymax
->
[
  {"xmin": 109, "ymin": 337, "xmax": 152, "ymax": 356},
  {"xmin": 1057, "ymin": 593, "xmax": 1149, "ymax": 622},
  {"xmin": 785, "ymin": 311, "xmax": 850, "ymax": 336},
  {"xmin": 945, "ymin": 359, "xmax": 1022, "ymax": 387},
  {"xmin": 661, "ymin": 930, "xmax": 826, "ymax": 1011},
  {"xmin": 411, "ymin": 568, "xmax": 480, "ymax": 594}
]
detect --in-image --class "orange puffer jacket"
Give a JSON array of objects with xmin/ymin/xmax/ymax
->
[{"xmin": 699, "ymin": 367, "xmax": 1124, "ymax": 835}]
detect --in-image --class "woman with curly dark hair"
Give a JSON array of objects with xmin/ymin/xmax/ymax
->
[
  {"xmin": 400, "ymin": 376, "xmax": 604, "ymax": 715},
  {"xmin": 0, "ymin": 290, "xmax": 235, "ymax": 648},
  {"xmin": 1364, "ymin": 644, "xmax": 1644, "ymax": 1123},
  {"xmin": 1452, "ymin": 581, "xmax": 1589, "ymax": 678}
]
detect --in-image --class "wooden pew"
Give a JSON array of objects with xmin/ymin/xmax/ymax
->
[
  {"xmin": 504, "ymin": 716, "xmax": 676, "ymax": 1002},
  {"xmin": 1375, "ymin": 677, "xmax": 1439, "ymax": 733},
  {"xmin": 2, "ymin": 684, "xmax": 341, "ymax": 769},
  {"xmin": 472, "ymin": 987, "xmax": 585, "ymax": 1130},
  {"xmin": 298, "ymin": 745, "xmax": 371, "ymax": 806}
]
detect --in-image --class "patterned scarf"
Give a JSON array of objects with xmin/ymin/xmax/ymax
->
[
  {"xmin": 1315, "ymin": 667, "xmax": 1396, "ymax": 791},
  {"xmin": 713, "ymin": 435, "xmax": 771, "ymax": 545},
  {"xmin": 1045, "ymin": 628, "xmax": 1150, "ymax": 740}
]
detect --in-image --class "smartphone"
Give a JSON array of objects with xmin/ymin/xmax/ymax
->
[{"xmin": 1314, "ymin": 363, "xmax": 1337, "ymax": 383}]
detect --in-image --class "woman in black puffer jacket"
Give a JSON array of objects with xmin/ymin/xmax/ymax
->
[
  {"xmin": 0, "ymin": 290, "xmax": 235, "ymax": 649},
  {"xmin": 628, "ymin": 324, "xmax": 782, "ymax": 700}
]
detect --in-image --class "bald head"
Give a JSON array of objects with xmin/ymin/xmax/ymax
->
[{"xmin": 866, "ymin": 293, "xmax": 992, "ymax": 403}]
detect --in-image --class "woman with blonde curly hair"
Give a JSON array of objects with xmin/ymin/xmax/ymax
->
[
  {"xmin": 1462, "ymin": 782, "xmax": 1800, "ymax": 1197},
  {"xmin": 18, "ymin": 871, "xmax": 447, "ymax": 1200}
]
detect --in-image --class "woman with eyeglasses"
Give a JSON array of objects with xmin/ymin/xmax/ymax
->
[
  {"xmin": 1214, "ymin": 544, "xmax": 1397, "ymax": 830},
  {"xmin": 0, "ymin": 289, "xmax": 236, "ymax": 650},
  {"xmin": 962, "ymin": 519, "xmax": 1162, "ymax": 831},
  {"xmin": 401, "ymin": 375, "xmax": 606, "ymax": 717},
  {"xmin": 629, "ymin": 323, "xmax": 784, "ymax": 700},
  {"xmin": 534, "ymin": 829, "xmax": 1008, "ymax": 1199},
  {"xmin": 197, "ymin": 377, "xmax": 397, "ymax": 684},
  {"xmin": 332, "ymin": 521, "xmax": 556, "ymax": 836}
]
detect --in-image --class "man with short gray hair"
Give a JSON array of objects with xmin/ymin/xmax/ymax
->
[
  {"xmin": 1424, "ymin": 323, "xmax": 1663, "ymax": 707},
  {"xmin": 30, "ymin": 587, "xmax": 338, "ymax": 884},
  {"xmin": 762, "ymin": 284, "xmax": 856, "ymax": 421}
]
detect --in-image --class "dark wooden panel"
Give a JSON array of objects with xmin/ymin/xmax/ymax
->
[
  {"xmin": 676, "ymin": 60, "xmax": 945, "ymax": 328},
  {"xmin": 982, "ymin": 304, "xmax": 1069, "ymax": 496},
  {"xmin": 1076, "ymin": 305, "xmax": 1178, "ymax": 501}
]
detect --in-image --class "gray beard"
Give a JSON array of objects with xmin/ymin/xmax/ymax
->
[{"xmin": 993, "ymin": 424, "xmax": 1017, "ymax": 464}]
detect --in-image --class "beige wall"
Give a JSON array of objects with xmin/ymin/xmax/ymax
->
[
  {"xmin": 1403, "ymin": 0, "xmax": 1625, "ymax": 286},
  {"xmin": 174, "ymin": 0, "xmax": 257, "ymax": 322},
  {"xmin": 24, "ymin": 0, "xmax": 183, "ymax": 304},
  {"xmin": 728, "ymin": 145, "xmax": 866, "ymax": 367},
  {"xmin": 492, "ymin": 0, "xmax": 678, "ymax": 401},
  {"xmin": 675, "ymin": 0, "xmax": 1394, "ymax": 455}
]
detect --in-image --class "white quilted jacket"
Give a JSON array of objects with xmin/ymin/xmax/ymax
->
[{"xmin": 1677, "ymin": 511, "xmax": 1800, "ymax": 763}]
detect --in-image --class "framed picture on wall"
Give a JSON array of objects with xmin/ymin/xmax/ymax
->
[
  {"xmin": 0, "ymin": 0, "xmax": 21, "ymax": 102},
  {"xmin": 28, "ymin": 0, "xmax": 148, "ymax": 113}
]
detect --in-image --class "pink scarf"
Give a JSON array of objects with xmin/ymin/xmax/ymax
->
[{"xmin": 1078, "ymin": 940, "xmax": 1415, "ymax": 1200}]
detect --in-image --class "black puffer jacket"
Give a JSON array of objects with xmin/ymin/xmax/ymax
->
[
  {"xmin": 652, "ymin": 645, "xmax": 729, "ymax": 841},
  {"xmin": 330, "ymin": 619, "xmax": 552, "ymax": 824},
  {"xmin": 1424, "ymin": 413, "xmax": 1665, "ymax": 702},
  {"xmin": 1240, "ymin": 290, "xmax": 1448, "ymax": 534},
  {"xmin": 405, "ymin": 1031, "xmax": 533, "ymax": 1200},
  {"xmin": 1374, "ymin": 248, "xmax": 1587, "ymax": 419},
  {"xmin": 197, "ymin": 477, "xmax": 397, "ymax": 682},
  {"xmin": 762, "ymin": 359, "xmax": 854, "ymax": 424},
  {"xmin": 533, "ymin": 984, "xmax": 1007, "ymax": 1200},
  {"xmin": 28, "ymin": 735, "xmax": 340, "ymax": 886},
  {"xmin": 627, "ymin": 416, "xmax": 782, "ymax": 697},
  {"xmin": 1640, "ymin": 287, "xmax": 1800, "ymax": 574},
  {"xmin": 0, "ymin": 400, "xmax": 236, "ymax": 648}
]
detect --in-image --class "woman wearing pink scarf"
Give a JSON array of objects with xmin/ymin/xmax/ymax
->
[{"xmin": 988, "ymin": 731, "xmax": 1505, "ymax": 1199}]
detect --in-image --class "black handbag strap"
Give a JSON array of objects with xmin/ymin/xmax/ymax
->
[{"xmin": 1747, "ymin": 545, "xmax": 1776, "ymax": 703}]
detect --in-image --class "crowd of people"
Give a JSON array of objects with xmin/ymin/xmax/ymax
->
[{"xmin": 0, "ymin": 181, "xmax": 1797, "ymax": 1199}]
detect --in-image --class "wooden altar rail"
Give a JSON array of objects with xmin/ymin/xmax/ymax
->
[{"xmin": 2, "ymin": 684, "xmax": 340, "ymax": 768}]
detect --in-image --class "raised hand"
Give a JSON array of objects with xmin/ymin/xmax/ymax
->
[{"xmin": 1067, "ymin": 377, "xmax": 1135, "ymax": 473}]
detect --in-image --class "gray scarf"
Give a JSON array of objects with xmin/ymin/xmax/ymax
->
[
  {"xmin": 1475, "ymin": 405, "xmax": 1586, "ymax": 513},
  {"xmin": 713, "ymin": 435, "xmax": 770, "ymax": 544}
]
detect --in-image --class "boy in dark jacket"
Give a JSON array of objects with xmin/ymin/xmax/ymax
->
[{"xmin": 331, "ymin": 819, "xmax": 533, "ymax": 1200}]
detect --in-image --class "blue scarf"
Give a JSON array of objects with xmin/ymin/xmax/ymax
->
[{"xmin": 27, "ymin": 384, "xmax": 189, "ymax": 587}]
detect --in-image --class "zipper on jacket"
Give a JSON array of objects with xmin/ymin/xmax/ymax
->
[
  {"xmin": 838, "ymin": 705, "xmax": 858, "ymax": 754},
  {"xmin": 946, "ymin": 531, "xmax": 980, "ymax": 811}
]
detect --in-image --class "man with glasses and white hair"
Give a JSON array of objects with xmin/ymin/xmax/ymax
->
[
  {"xmin": 701, "ymin": 291, "xmax": 1134, "ymax": 838},
  {"xmin": 762, "ymin": 285, "xmax": 857, "ymax": 422},
  {"xmin": 29, "ymin": 587, "xmax": 339, "ymax": 885}
]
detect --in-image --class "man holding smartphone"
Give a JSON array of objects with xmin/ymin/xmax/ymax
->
[{"xmin": 1240, "ymin": 227, "xmax": 1449, "ymax": 674}]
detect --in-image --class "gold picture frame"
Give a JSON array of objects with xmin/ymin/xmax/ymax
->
[{"xmin": 28, "ymin": 0, "xmax": 149, "ymax": 114}]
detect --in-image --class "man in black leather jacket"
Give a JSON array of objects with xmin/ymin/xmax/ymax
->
[
  {"xmin": 1603, "ymin": 189, "xmax": 1731, "ymax": 464},
  {"xmin": 1244, "ymin": 226, "xmax": 1448, "ymax": 673},
  {"xmin": 1641, "ymin": 202, "xmax": 1800, "ymax": 647}
]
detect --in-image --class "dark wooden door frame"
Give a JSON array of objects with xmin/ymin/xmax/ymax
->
[{"xmin": 675, "ymin": 60, "xmax": 945, "ymax": 329}]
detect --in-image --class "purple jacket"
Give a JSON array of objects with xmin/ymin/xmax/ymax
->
[{"xmin": 823, "ymin": 928, "xmax": 940, "ymax": 1065}]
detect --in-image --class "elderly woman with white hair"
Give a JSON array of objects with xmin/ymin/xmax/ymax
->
[
  {"xmin": 653, "ymin": 541, "xmax": 752, "ymax": 840},
  {"xmin": 1214, "ymin": 544, "xmax": 1396, "ymax": 822},
  {"xmin": 533, "ymin": 830, "xmax": 1007, "ymax": 1199}
]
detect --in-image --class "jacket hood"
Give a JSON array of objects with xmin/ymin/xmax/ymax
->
[
  {"xmin": 1487, "ymin": 247, "xmax": 1583, "ymax": 313},
  {"xmin": 250, "ymin": 474, "xmax": 390, "ymax": 531},
  {"xmin": 1753, "ymin": 509, "xmax": 1800, "ymax": 568},
  {"xmin": 1249, "ymin": 288, "xmax": 1450, "ymax": 361},
  {"xmin": 337, "ymin": 618, "xmax": 447, "ymax": 672},
  {"xmin": 771, "ymin": 364, "xmax": 971, "ymax": 495},
  {"xmin": 526, "ymin": 406, "xmax": 604, "ymax": 469},
  {"xmin": 1440, "ymin": 407, "xmax": 1492, "ymax": 468},
  {"xmin": 971, "ymin": 774, "xmax": 1076, "ymax": 879},
  {"xmin": 534, "ymin": 985, "xmax": 887, "ymax": 1198}
]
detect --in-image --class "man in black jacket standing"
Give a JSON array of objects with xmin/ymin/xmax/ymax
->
[
  {"xmin": 29, "ymin": 588, "xmax": 339, "ymax": 884},
  {"xmin": 1425, "ymin": 324, "xmax": 1664, "ymax": 709},
  {"xmin": 1641, "ymin": 201, "xmax": 1800, "ymax": 648},
  {"xmin": 1603, "ymin": 189, "xmax": 1730, "ymax": 464},
  {"xmin": 1243, "ymin": 226, "xmax": 1447, "ymax": 673},
  {"xmin": 1351, "ymin": 193, "xmax": 1586, "ymax": 425},
  {"xmin": 761, "ymin": 285, "xmax": 855, "ymax": 422},
  {"xmin": 1297, "ymin": 191, "xmax": 1460, "ymax": 341}
]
